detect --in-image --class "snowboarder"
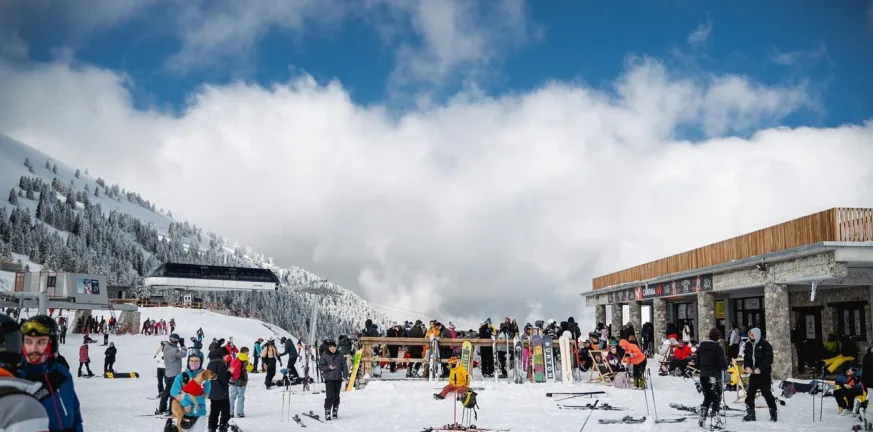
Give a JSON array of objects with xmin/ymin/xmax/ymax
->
[
  {"xmin": 695, "ymin": 328, "xmax": 728, "ymax": 427},
  {"xmin": 434, "ymin": 356, "xmax": 469, "ymax": 400},
  {"xmin": 742, "ymin": 328, "xmax": 778, "ymax": 422},
  {"xmin": 318, "ymin": 340, "xmax": 349, "ymax": 421},
  {"xmin": 0, "ymin": 313, "xmax": 50, "ymax": 431},
  {"xmin": 20, "ymin": 315, "xmax": 84, "ymax": 432},
  {"xmin": 104, "ymin": 342, "xmax": 117, "ymax": 374}
]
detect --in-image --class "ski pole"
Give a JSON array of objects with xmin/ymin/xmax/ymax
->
[
  {"xmin": 641, "ymin": 366, "xmax": 650, "ymax": 417},
  {"xmin": 579, "ymin": 399, "xmax": 598, "ymax": 431},
  {"xmin": 648, "ymin": 368, "xmax": 658, "ymax": 422}
]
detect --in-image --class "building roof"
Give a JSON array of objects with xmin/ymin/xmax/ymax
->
[{"xmin": 591, "ymin": 207, "xmax": 873, "ymax": 291}]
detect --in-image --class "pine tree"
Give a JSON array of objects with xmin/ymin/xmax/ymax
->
[
  {"xmin": 85, "ymin": 168, "xmax": 89, "ymax": 175},
  {"xmin": 94, "ymin": 187, "xmax": 100, "ymax": 197},
  {"xmin": 25, "ymin": 189, "xmax": 34, "ymax": 200},
  {"xmin": 23, "ymin": 158, "xmax": 31, "ymax": 169},
  {"xmin": 75, "ymin": 169, "xmax": 81, "ymax": 178},
  {"xmin": 7, "ymin": 189, "xmax": 16, "ymax": 205},
  {"xmin": 45, "ymin": 160, "xmax": 50, "ymax": 170},
  {"xmin": 28, "ymin": 165, "xmax": 34, "ymax": 174},
  {"xmin": 17, "ymin": 190, "xmax": 23, "ymax": 198},
  {"xmin": 52, "ymin": 164, "xmax": 58, "ymax": 174},
  {"xmin": 168, "ymin": 210, "xmax": 173, "ymax": 218}
]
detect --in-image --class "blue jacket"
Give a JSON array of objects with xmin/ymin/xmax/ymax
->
[
  {"xmin": 836, "ymin": 367, "xmax": 863, "ymax": 386},
  {"xmin": 21, "ymin": 359, "xmax": 83, "ymax": 432},
  {"xmin": 170, "ymin": 368, "xmax": 212, "ymax": 418},
  {"xmin": 253, "ymin": 342, "xmax": 262, "ymax": 357}
]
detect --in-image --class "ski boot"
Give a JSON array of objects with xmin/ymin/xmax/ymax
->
[
  {"xmin": 769, "ymin": 406, "xmax": 777, "ymax": 422},
  {"xmin": 325, "ymin": 409, "xmax": 332, "ymax": 422},
  {"xmin": 332, "ymin": 406, "xmax": 338, "ymax": 419},
  {"xmin": 742, "ymin": 407, "xmax": 755, "ymax": 422},
  {"xmin": 433, "ymin": 393, "xmax": 445, "ymax": 400},
  {"xmin": 698, "ymin": 406, "xmax": 708, "ymax": 427}
]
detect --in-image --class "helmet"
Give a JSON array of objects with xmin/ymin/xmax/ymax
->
[
  {"xmin": 0, "ymin": 313, "xmax": 23, "ymax": 369},
  {"xmin": 20, "ymin": 315, "xmax": 59, "ymax": 361},
  {"xmin": 447, "ymin": 356, "xmax": 459, "ymax": 366}
]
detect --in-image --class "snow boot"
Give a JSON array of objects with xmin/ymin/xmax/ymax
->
[
  {"xmin": 325, "ymin": 409, "xmax": 332, "ymax": 422},
  {"xmin": 698, "ymin": 406, "xmax": 708, "ymax": 427},
  {"xmin": 742, "ymin": 406, "xmax": 756, "ymax": 422},
  {"xmin": 332, "ymin": 406, "xmax": 338, "ymax": 419},
  {"xmin": 769, "ymin": 406, "xmax": 777, "ymax": 422},
  {"xmin": 433, "ymin": 393, "xmax": 445, "ymax": 400}
]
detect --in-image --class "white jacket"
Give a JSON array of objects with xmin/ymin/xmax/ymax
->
[{"xmin": 154, "ymin": 345, "xmax": 165, "ymax": 368}]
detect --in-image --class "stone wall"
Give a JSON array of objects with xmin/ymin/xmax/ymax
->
[
  {"xmin": 697, "ymin": 291, "xmax": 716, "ymax": 340},
  {"xmin": 764, "ymin": 282, "xmax": 791, "ymax": 379},
  {"xmin": 714, "ymin": 252, "xmax": 841, "ymax": 292},
  {"xmin": 595, "ymin": 305, "xmax": 606, "ymax": 327},
  {"xmin": 653, "ymin": 298, "xmax": 666, "ymax": 347},
  {"xmin": 788, "ymin": 285, "xmax": 872, "ymax": 371},
  {"xmin": 629, "ymin": 302, "xmax": 642, "ymax": 334},
  {"xmin": 73, "ymin": 310, "xmax": 92, "ymax": 333},
  {"xmin": 117, "ymin": 311, "xmax": 141, "ymax": 335},
  {"xmin": 611, "ymin": 305, "xmax": 623, "ymax": 332}
]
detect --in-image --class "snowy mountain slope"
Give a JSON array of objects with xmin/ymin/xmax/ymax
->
[
  {"xmin": 49, "ymin": 307, "xmax": 853, "ymax": 432},
  {"xmin": 0, "ymin": 132, "xmax": 390, "ymax": 337}
]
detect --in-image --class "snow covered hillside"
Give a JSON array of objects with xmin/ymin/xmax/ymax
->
[
  {"xmin": 0, "ymin": 132, "xmax": 389, "ymax": 338},
  {"xmin": 45, "ymin": 306, "xmax": 852, "ymax": 432}
]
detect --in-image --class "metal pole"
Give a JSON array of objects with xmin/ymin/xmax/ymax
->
[{"xmin": 38, "ymin": 291, "xmax": 48, "ymax": 315}]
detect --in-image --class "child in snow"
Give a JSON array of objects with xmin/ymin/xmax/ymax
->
[
  {"xmin": 434, "ymin": 357, "xmax": 469, "ymax": 400},
  {"xmin": 605, "ymin": 343, "xmax": 625, "ymax": 372}
]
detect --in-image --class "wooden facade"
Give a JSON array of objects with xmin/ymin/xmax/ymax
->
[{"xmin": 593, "ymin": 207, "xmax": 873, "ymax": 290}]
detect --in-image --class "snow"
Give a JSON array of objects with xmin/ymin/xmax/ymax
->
[
  {"xmin": 0, "ymin": 270, "xmax": 12, "ymax": 291},
  {"xmin": 46, "ymin": 306, "xmax": 855, "ymax": 431}
]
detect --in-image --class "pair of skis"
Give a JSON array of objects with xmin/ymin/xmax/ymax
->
[
  {"xmin": 291, "ymin": 411, "xmax": 327, "ymax": 427},
  {"xmin": 599, "ymin": 369, "xmax": 685, "ymax": 425}
]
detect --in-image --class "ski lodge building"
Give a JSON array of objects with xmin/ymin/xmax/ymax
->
[{"xmin": 582, "ymin": 207, "xmax": 873, "ymax": 379}]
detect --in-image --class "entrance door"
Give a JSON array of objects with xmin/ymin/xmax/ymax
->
[
  {"xmin": 793, "ymin": 307, "xmax": 823, "ymax": 350},
  {"xmin": 741, "ymin": 310, "xmax": 766, "ymax": 339}
]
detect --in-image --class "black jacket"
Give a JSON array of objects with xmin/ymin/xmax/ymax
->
[
  {"xmin": 478, "ymin": 324, "xmax": 494, "ymax": 339},
  {"xmin": 694, "ymin": 340, "xmax": 727, "ymax": 378},
  {"xmin": 280, "ymin": 339, "xmax": 298, "ymax": 359},
  {"xmin": 862, "ymin": 349, "xmax": 873, "ymax": 389},
  {"xmin": 742, "ymin": 339, "xmax": 774, "ymax": 377},
  {"xmin": 318, "ymin": 350, "xmax": 349, "ymax": 382},
  {"xmin": 104, "ymin": 346, "xmax": 117, "ymax": 362},
  {"xmin": 207, "ymin": 349, "xmax": 230, "ymax": 400}
]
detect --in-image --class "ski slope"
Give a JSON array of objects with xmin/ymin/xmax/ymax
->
[{"xmin": 45, "ymin": 307, "xmax": 856, "ymax": 431}]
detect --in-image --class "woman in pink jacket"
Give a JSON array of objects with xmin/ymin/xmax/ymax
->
[{"xmin": 78, "ymin": 337, "xmax": 94, "ymax": 377}]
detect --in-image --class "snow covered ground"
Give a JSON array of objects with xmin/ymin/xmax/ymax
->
[{"xmin": 44, "ymin": 307, "xmax": 859, "ymax": 431}]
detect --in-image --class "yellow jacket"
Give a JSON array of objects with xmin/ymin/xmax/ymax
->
[{"xmin": 449, "ymin": 364, "xmax": 470, "ymax": 387}]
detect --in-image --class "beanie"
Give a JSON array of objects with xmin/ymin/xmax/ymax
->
[{"xmin": 708, "ymin": 328, "xmax": 723, "ymax": 341}]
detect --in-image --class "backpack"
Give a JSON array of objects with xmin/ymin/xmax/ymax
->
[
  {"xmin": 459, "ymin": 389, "xmax": 479, "ymax": 420},
  {"xmin": 0, "ymin": 386, "xmax": 37, "ymax": 401}
]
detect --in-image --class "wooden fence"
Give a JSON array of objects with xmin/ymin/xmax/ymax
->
[{"xmin": 593, "ymin": 207, "xmax": 873, "ymax": 290}]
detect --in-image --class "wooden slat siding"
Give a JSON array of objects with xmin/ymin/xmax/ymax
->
[{"xmin": 593, "ymin": 207, "xmax": 873, "ymax": 290}]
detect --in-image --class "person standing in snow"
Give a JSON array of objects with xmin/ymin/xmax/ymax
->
[
  {"xmin": 0, "ymin": 313, "xmax": 50, "ymax": 432},
  {"xmin": 158, "ymin": 333, "xmax": 185, "ymax": 415},
  {"xmin": 207, "ymin": 346, "xmax": 231, "ymax": 431},
  {"xmin": 318, "ymin": 340, "xmax": 348, "ymax": 421},
  {"xmin": 20, "ymin": 315, "xmax": 84, "ymax": 432},
  {"xmin": 386, "ymin": 324, "xmax": 404, "ymax": 373},
  {"xmin": 102, "ymin": 324, "xmax": 110, "ymax": 346},
  {"xmin": 252, "ymin": 338, "xmax": 263, "ymax": 373},
  {"xmin": 742, "ymin": 328, "xmax": 778, "ymax": 422},
  {"xmin": 170, "ymin": 352, "xmax": 211, "ymax": 432},
  {"xmin": 155, "ymin": 343, "xmax": 166, "ymax": 398},
  {"xmin": 279, "ymin": 337, "xmax": 299, "ymax": 379},
  {"xmin": 78, "ymin": 336, "xmax": 94, "ymax": 377},
  {"xmin": 104, "ymin": 342, "xmax": 117, "ymax": 375},
  {"xmin": 229, "ymin": 347, "xmax": 249, "ymax": 418},
  {"xmin": 261, "ymin": 339, "xmax": 281, "ymax": 389},
  {"xmin": 619, "ymin": 338, "xmax": 647, "ymax": 389},
  {"xmin": 695, "ymin": 328, "xmax": 728, "ymax": 427}
]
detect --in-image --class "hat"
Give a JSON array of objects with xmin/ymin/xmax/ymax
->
[
  {"xmin": 327, "ymin": 340, "xmax": 337, "ymax": 347},
  {"xmin": 169, "ymin": 333, "xmax": 181, "ymax": 342}
]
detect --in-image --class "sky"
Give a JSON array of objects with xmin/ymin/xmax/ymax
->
[{"xmin": 1, "ymin": 0, "xmax": 873, "ymax": 327}]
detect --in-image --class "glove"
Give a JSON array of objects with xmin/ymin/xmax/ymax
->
[{"xmin": 754, "ymin": 368, "xmax": 761, "ymax": 374}]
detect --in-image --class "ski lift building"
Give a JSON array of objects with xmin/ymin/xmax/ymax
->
[{"xmin": 144, "ymin": 263, "xmax": 280, "ymax": 292}]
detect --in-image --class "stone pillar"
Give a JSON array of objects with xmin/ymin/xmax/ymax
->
[
  {"xmin": 611, "ymin": 304, "xmax": 623, "ymax": 334},
  {"xmin": 697, "ymin": 291, "xmax": 716, "ymax": 341},
  {"xmin": 629, "ymin": 302, "xmax": 642, "ymax": 335},
  {"xmin": 73, "ymin": 310, "xmax": 92, "ymax": 334},
  {"xmin": 595, "ymin": 305, "xmax": 606, "ymax": 327},
  {"xmin": 118, "ymin": 311, "xmax": 141, "ymax": 335},
  {"xmin": 653, "ymin": 298, "xmax": 667, "ymax": 347},
  {"xmin": 764, "ymin": 282, "xmax": 791, "ymax": 379}
]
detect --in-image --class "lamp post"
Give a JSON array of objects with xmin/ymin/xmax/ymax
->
[{"xmin": 295, "ymin": 280, "xmax": 341, "ymax": 390}]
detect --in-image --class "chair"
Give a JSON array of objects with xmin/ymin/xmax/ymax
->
[{"xmin": 588, "ymin": 350, "xmax": 616, "ymax": 384}]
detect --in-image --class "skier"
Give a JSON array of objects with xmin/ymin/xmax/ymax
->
[
  {"xmin": 104, "ymin": 342, "xmax": 117, "ymax": 374},
  {"xmin": 0, "ymin": 313, "xmax": 51, "ymax": 432},
  {"xmin": 169, "ymin": 351, "xmax": 211, "ymax": 432},
  {"xmin": 158, "ymin": 333, "xmax": 185, "ymax": 415},
  {"xmin": 20, "ymin": 315, "xmax": 84, "ymax": 432},
  {"xmin": 386, "ymin": 324, "xmax": 404, "ymax": 373},
  {"xmin": 207, "ymin": 345, "xmax": 231, "ymax": 431},
  {"xmin": 742, "ymin": 328, "xmax": 778, "ymax": 422},
  {"xmin": 695, "ymin": 328, "xmax": 728, "ymax": 427},
  {"xmin": 433, "ymin": 356, "xmax": 468, "ymax": 399},
  {"xmin": 59, "ymin": 322, "xmax": 67, "ymax": 344},
  {"xmin": 78, "ymin": 336, "xmax": 94, "ymax": 377},
  {"xmin": 279, "ymin": 337, "xmax": 299, "ymax": 379},
  {"xmin": 318, "ymin": 340, "xmax": 348, "ymax": 421},
  {"xmin": 834, "ymin": 365, "xmax": 863, "ymax": 414}
]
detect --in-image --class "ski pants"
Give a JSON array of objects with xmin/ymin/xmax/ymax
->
[
  {"xmin": 700, "ymin": 375, "xmax": 723, "ymax": 413},
  {"xmin": 252, "ymin": 354, "xmax": 259, "ymax": 372},
  {"xmin": 103, "ymin": 333, "xmax": 109, "ymax": 345},
  {"xmin": 208, "ymin": 399, "xmax": 230, "ymax": 430},
  {"xmin": 156, "ymin": 368, "xmax": 166, "ymax": 394},
  {"xmin": 835, "ymin": 385, "xmax": 863, "ymax": 410},
  {"xmin": 387, "ymin": 347, "xmax": 399, "ymax": 372},
  {"xmin": 324, "ymin": 380, "xmax": 343, "ymax": 409},
  {"xmin": 104, "ymin": 360, "xmax": 114, "ymax": 374},
  {"xmin": 60, "ymin": 333, "xmax": 66, "ymax": 344},
  {"xmin": 745, "ymin": 374, "xmax": 778, "ymax": 411},
  {"xmin": 264, "ymin": 359, "xmax": 277, "ymax": 386},
  {"xmin": 286, "ymin": 357, "xmax": 299, "ymax": 378},
  {"xmin": 438, "ymin": 384, "xmax": 468, "ymax": 398},
  {"xmin": 229, "ymin": 385, "xmax": 246, "ymax": 416},
  {"xmin": 78, "ymin": 361, "xmax": 92, "ymax": 376},
  {"xmin": 480, "ymin": 347, "xmax": 494, "ymax": 376},
  {"xmin": 632, "ymin": 359, "xmax": 647, "ymax": 387},
  {"xmin": 497, "ymin": 351, "xmax": 507, "ymax": 376},
  {"xmin": 158, "ymin": 375, "xmax": 177, "ymax": 413}
]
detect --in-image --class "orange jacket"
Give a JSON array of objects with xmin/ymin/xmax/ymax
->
[{"xmin": 619, "ymin": 339, "xmax": 645, "ymax": 366}]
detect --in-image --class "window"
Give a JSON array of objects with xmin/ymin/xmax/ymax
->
[
  {"xmin": 836, "ymin": 304, "xmax": 867, "ymax": 341},
  {"xmin": 46, "ymin": 276, "xmax": 56, "ymax": 288}
]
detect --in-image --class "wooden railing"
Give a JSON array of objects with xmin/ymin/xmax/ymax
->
[
  {"xmin": 593, "ymin": 207, "xmax": 873, "ymax": 290},
  {"xmin": 110, "ymin": 299, "xmax": 208, "ymax": 309}
]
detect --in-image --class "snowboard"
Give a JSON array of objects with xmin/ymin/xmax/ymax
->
[
  {"xmin": 461, "ymin": 341, "xmax": 473, "ymax": 382},
  {"xmin": 103, "ymin": 372, "xmax": 139, "ymax": 378},
  {"xmin": 429, "ymin": 335, "xmax": 440, "ymax": 382},
  {"xmin": 344, "ymin": 349, "xmax": 363, "ymax": 392},
  {"xmin": 491, "ymin": 334, "xmax": 499, "ymax": 382},
  {"xmin": 532, "ymin": 334, "xmax": 545, "ymax": 383},
  {"xmin": 513, "ymin": 336, "xmax": 523, "ymax": 384},
  {"xmin": 559, "ymin": 331, "xmax": 573, "ymax": 384},
  {"xmin": 543, "ymin": 337, "xmax": 555, "ymax": 382}
]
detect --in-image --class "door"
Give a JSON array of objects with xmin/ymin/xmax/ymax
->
[
  {"xmin": 793, "ymin": 307, "xmax": 823, "ymax": 361},
  {"xmin": 742, "ymin": 310, "xmax": 766, "ymax": 339}
]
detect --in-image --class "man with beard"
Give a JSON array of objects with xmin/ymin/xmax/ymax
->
[
  {"xmin": 0, "ymin": 313, "xmax": 50, "ymax": 431},
  {"xmin": 20, "ymin": 315, "xmax": 83, "ymax": 432}
]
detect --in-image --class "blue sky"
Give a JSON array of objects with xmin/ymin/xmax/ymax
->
[{"xmin": 6, "ymin": 0, "xmax": 873, "ymax": 127}]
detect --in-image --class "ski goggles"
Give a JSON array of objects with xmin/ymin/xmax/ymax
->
[{"xmin": 21, "ymin": 320, "xmax": 52, "ymax": 337}]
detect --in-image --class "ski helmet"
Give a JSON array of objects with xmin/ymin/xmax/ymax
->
[
  {"xmin": 20, "ymin": 314, "xmax": 59, "ymax": 360},
  {"xmin": 0, "ymin": 313, "xmax": 23, "ymax": 369}
]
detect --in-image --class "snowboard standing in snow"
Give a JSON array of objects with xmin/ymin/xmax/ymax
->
[
  {"xmin": 461, "ymin": 340, "xmax": 473, "ymax": 377},
  {"xmin": 513, "ymin": 336, "xmax": 523, "ymax": 384},
  {"xmin": 559, "ymin": 331, "xmax": 573, "ymax": 384},
  {"xmin": 345, "ymin": 348, "xmax": 363, "ymax": 392},
  {"xmin": 543, "ymin": 337, "xmax": 555, "ymax": 382},
  {"xmin": 491, "ymin": 334, "xmax": 499, "ymax": 383},
  {"xmin": 531, "ymin": 334, "xmax": 545, "ymax": 383},
  {"xmin": 429, "ymin": 336, "xmax": 441, "ymax": 382}
]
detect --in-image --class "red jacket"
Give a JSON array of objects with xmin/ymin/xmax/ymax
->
[
  {"xmin": 673, "ymin": 345, "xmax": 692, "ymax": 360},
  {"xmin": 79, "ymin": 345, "xmax": 90, "ymax": 363}
]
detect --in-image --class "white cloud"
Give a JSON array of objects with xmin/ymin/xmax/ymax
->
[
  {"xmin": 0, "ymin": 56, "xmax": 871, "ymax": 331},
  {"xmin": 687, "ymin": 19, "xmax": 712, "ymax": 49},
  {"xmin": 769, "ymin": 43, "xmax": 829, "ymax": 67}
]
